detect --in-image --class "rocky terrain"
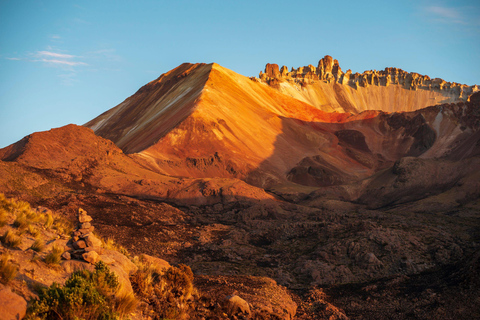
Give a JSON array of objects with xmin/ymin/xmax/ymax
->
[{"xmin": 0, "ymin": 58, "xmax": 479, "ymax": 319}]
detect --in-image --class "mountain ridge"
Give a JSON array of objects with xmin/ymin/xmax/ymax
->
[{"xmin": 257, "ymin": 55, "xmax": 479, "ymax": 114}]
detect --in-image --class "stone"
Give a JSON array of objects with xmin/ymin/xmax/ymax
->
[
  {"xmin": 225, "ymin": 295, "xmax": 251, "ymax": 315},
  {"xmin": 140, "ymin": 254, "xmax": 171, "ymax": 272},
  {"xmin": 80, "ymin": 222, "xmax": 91, "ymax": 229},
  {"xmin": 61, "ymin": 251, "xmax": 71, "ymax": 260},
  {"xmin": 83, "ymin": 251, "xmax": 99, "ymax": 264},
  {"xmin": 0, "ymin": 284, "xmax": 27, "ymax": 320},
  {"xmin": 73, "ymin": 240, "xmax": 87, "ymax": 250},
  {"xmin": 85, "ymin": 246, "xmax": 103, "ymax": 254},
  {"xmin": 78, "ymin": 228, "xmax": 92, "ymax": 235},
  {"xmin": 84, "ymin": 234, "xmax": 102, "ymax": 247},
  {"xmin": 79, "ymin": 214, "xmax": 93, "ymax": 223}
]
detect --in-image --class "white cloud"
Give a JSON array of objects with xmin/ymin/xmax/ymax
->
[
  {"xmin": 37, "ymin": 51, "xmax": 76, "ymax": 59},
  {"xmin": 37, "ymin": 59, "xmax": 88, "ymax": 66},
  {"xmin": 5, "ymin": 57, "xmax": 22, "ymax": 61}
]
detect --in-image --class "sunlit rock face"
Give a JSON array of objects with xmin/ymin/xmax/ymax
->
[{"xmin": 258, "ymin": 55, "xmax": 479, "ymax": 113}]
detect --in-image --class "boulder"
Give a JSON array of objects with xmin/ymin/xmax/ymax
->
[
  {"xmin": 73, "ymin": 240, "xmax": 87, "ymax": 249},
  {"xmin": 0, "ymin": 284, "xmax": 27, "ymax": 320},
  {"xmin": 82, "ymin": 251, "xmax": 99, "ymax": 264},
  {"xmin": 225, "ymin": 295, "xmax": 251, "ymax": 315},
  {"xmin": 140, "ymin": 254, "xmax": 171, "ymax": 273},
  {"xmin": 84, "ymin": 234, "xmax": 102, "ymax": 247}
]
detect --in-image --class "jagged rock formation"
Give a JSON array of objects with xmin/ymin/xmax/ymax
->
[{"xmin": 258, "ymin": 55, "xmax": 478, "ymax": 113}]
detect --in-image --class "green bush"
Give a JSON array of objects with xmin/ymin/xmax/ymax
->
[{"xmin": 27, "ymin": 261, "xmax": 124, "ymax": 320}]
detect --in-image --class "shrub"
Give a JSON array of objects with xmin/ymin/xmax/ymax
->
[
  {"xmin": 27, "ymin": 261, "xmax": 128, "ymax": 320},
  {"xmin": 31, "ymin": 239, "xmax": 45, "ymax": 252},
  {"xmin": 1, "ymin": 230, "xmax": 22, "ymax": 248},
  {"xmin": 44, "ymin": 245, "xmax": 63, "ymax": 265},
  {"xmin": 0, "ymin": 253, "xmax": 17, "ymax": 284},
  {"xmin": 131, "ymin": 263, "xmax": 194, "ymax": 319}
]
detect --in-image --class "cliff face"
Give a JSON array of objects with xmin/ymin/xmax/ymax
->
[{"xmin": 258, "ymin": 55, "xmax": 479, "ymax": 113}]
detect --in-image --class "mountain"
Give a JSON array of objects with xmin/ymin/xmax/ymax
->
[
  {"xmin": 85, "ymin": 59, "xmax": 480, "ymax": 197},
  {"xmin": 1, "ymin": 57, "xmax": 480, "ymax": 319}
]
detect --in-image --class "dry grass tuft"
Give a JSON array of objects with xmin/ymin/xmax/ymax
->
[
  {"xmin": 1, "ymin": 229, "xmax": 22, "ymax": 248},
  {"xmin": 0, "ymin": 208, "xmax": 8, "ymax": 227},
  {"xmin": 13, "ymin": 212, "xmax": 30, "ymax": 230},
  {"xmin": 44, "ymin": 244, "xmax": 63, "ymax": 265},
  {"xmin": 31, "ymin": 239, "xmax": 45, "ymax": 252},
  {"xmin": 44, "ymin": 213, "xmax": 54, "ymax": 229},
  {"xmin": 0, "ymin": 253, "xmax": 18, "ymax": 284}
]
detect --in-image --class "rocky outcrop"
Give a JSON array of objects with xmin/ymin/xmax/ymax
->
[
  {"xmin": 259, "ymin": 55, "xmax": 478, "ymax": 101},
  {"xmin": 0, "ymin": 284, "xmax": 27, "ymax": 320}
]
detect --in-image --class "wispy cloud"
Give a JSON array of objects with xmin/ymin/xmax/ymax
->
[
  {"xmin": 5, "ymin": 57, "xmax": 22, "ymax": 61},
  {"xmin": 37, "ymin": 51, "xmax": 76, "ymax": 59},
  {"xmin": 36, "ymin": 58, "xmax": 87, "ymax": 66},
  {"xmin": 423, "ymin": 5, "xmax": 476, "ymax": 25}
]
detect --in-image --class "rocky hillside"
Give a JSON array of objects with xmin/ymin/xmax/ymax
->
[
  {"xmin": 0, "ymin": 195, "xmax": 311, "ymax": 319},
  {"xmin": 1, "ymin": 58, "xmax": 479, "ymax": 319}
]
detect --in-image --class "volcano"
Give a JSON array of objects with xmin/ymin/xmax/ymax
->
[{"xmin": 1, "ymin": 56, "xmax": 480, "ymax": 319}]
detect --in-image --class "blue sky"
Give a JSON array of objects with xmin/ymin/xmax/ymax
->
[{"xmin": 1, "ymin": 0, "xmax": 479, "ymax": 148}]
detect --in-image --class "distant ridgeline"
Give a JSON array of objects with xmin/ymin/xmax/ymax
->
[{"xmin": 257, "ymin": 55, "xmax": 478, "ymax": 104}]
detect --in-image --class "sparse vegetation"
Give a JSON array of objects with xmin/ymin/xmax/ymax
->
[
  {"xmin": 27, "ymin": 224, "xmax": 40, "ymax": 237},
  {"xmin": 131, "ymin": 260, "xmax": 195, "ymax": 319},
  {"xmin": 27, "ymin": 261, "xmax": 134, "ymax": 320},
  {"xmin": 52, "ymin": 217, "xmax": 73, "ymax": 236},
  {"xmin": 44, "ymin": 213, "xmax": 54, "ymax": 229},
  {"xmin": 0, "ymin": 208, "xmax": 8, "ymax": 227},
  {"xmin": 31, "ymin": 239, "xmax": 45, "ymax": 252},
  {"xmin": 13, "ymin": 212, "xmax": 30, "ymax": 229},
  {"xmin": 44, "ymin": 244, "xmax": 63, "ymax": 265},
  {"xmin": 1, "ymin": 229, "xmax": 22, "ymax": 248},
  {"xmin": 0, "ymin": 253, "xmax": 18, "ymax": 284}
]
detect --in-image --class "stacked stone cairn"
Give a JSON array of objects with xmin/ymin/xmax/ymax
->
[{"xmin": 62, "ymin": 208, "xmax": 103, "ymax": 264}]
